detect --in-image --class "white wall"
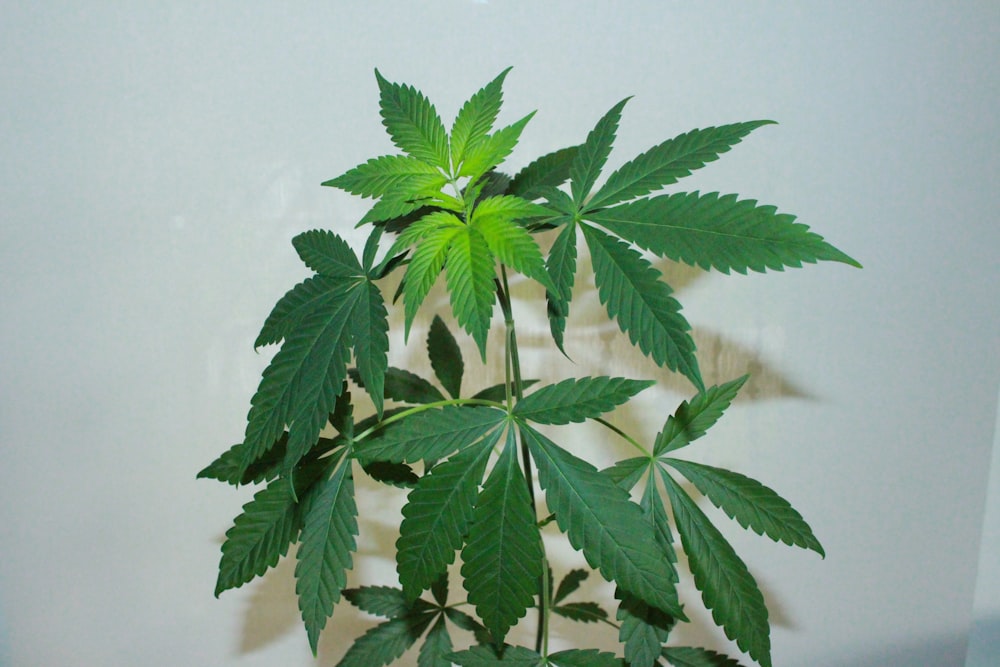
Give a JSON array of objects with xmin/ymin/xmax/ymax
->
[{"xmin": 2, "ymin": 2, "xmax": 998, "ymax": 665}]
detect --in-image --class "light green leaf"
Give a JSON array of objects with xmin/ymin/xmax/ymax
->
[
  {"xmin": 549, "ymin": 648, "xmax": 626, "ymax": 667},
  {"xmin": 459, "ymin": 112, "xmax": 535, "ymax": 181},
  {"xmin": 552, "ymin": 601, "xmax": 609, "ymax": 624},
  {"xmin": 660, "ymin": 469, "xmax": 770, "ymax": 667},
  {"xmin": 520, "ymin": 425, "xmax": 685, "ymax": 619},
  {"xmin": 472, "ymin": 196, "xmax": 557, "ymax": 291},
  {"xmin": 354, "ymin": 405, "xmax": 506, "ymax": 464},
  {"xmin": 397, "ymin": 436, "xmax": 498, "ymax": 598},
  {"xmin": 295, "ymin": 455, "xmax": 359, "ymax": 654},
  {"xmin": 570, "ymin": 98, "xmax": 630, "ymax": 206},
  {"xmin": 545, "ymin": 220, "xmax": 578, "ymax": 353},
  {"xmin": 336, "ymin": 613, "xmax": 435, "ymax": 667},
  {"xmin": 588, "ymin": 192, "xmax": 862, "ymax": 274},
  {"xmin": 403, "ymin": 215, "xmax": 464, "ymax": 334},
  {"xmin": 342, "ymin": 586, "xmax": 410, "ymax": 619},
  {"xmin": 292, "ymin": 229, "xmax": 363, "ymax": 278},
  {"xmin": 428, "ymin": 315, "xmax": 464, "ymax": 399},
  {"xmin": 451, "ymin": 68, "xmax": 511, "ymax": 168},
  {"xmin": 445, "ymin": 226, "xmax": 497, "ymax": 357},
  {"xmin": 361, "ymin": 193, "xmax": 434, "ymax": 226},
  {"xmin": 461, "ymin": 433, "xmax": 543, "ymax": 641},
  {"xmin": 375, "ymin": 69, "xmax": 450, "ymax": 169},
  {"xmin": 663, "ymin": 459, "xmax": 824, "ymax": 557},
  {"xmin": 418, "ymin": 616, "xmax": 455, "ymax": 667},
  {"xmin": 582, "ymin": 223, "xmax": 703, "ymax": 392},
  {"xmin": 654, "ymin": 376, "xmax": 747, "ymax": 455},
  {"xmin": 661, "ymin": 646, "xmax": 743, "ymax": 667},
  {"xmin": 508, "ymin": 145, "xmax": 580, "ymax": 201},
  {"xmin": 322, "ymin": 154, "xmax": 447, "ymax": 200},
  {"xmin": 586, "ymin": 121, "xmax": 776, "ymax": 210},
  {"xmin": 553, "ymin": 568, "xmax": 589, "ymax": 604},
  {"xmin": 351, "ymin": 279, "xmax": 389, "ymax": 417},
  {"xmin": 514, "ymin": 376, "xmax": 653, "ymax": 425}
]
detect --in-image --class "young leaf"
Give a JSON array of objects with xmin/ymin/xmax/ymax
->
[
  {"xmin": 587, "ymin": 192, "xmax": 861, "ymax": 274},
  {"xmin": 354, "ymin": 405, "xmax": 505, "ymax": 464},
  {"xmin": 294, "ymin": 455, "xmax": 359, "ymax": 654},
  {"xmin": 520, "ymin": 425, "xmax": 685, "ymax": 619},
  {"xmin": 428, "ymin": 315, "xmax": 464, "ymax": 399},
  {"xmin": 459, "ymin": 112, "xmax": 535, "ymax": 181},
  {"xmin": 582, "ymin": 223, "xmax": 703, "ymax": 391},
  {"xmin": 375, "ymin": 69, "xmax": 450, "ymax": 169},
  {"xmin": 451, "ymin": 68, "xmax": 511, "ymax": 168},
  {"xmin": 552, "ymin": 602, "xmax": 609, "ymax": 624},
  {"xmin": 448, "ymin": 645, "xmax": 544, "ymax": 666},
  {"xmin": 570, "ymin": 98, "xmax": 630, "ymax": 206},
  {"xmin": 661, "ymin": 646, "xmax": 744, "ymax": 667},
  {"xmin": 548, "ymin": 648, "xmax": 627, "ymax": 667},
  {"xmin": 513, "ymin": 376, "xmax": 654, "ymax": 425},
  {"xmin": 586, "ymin": 121, "xmax": 776, "ymax": 210},
  {"xmin": 654, "ymin": 376, "xmax": 747, "ymax": 455},
  {"xmin": 508, "ymin": 145, "xmax": 580, "ymax": 201},
  {"xmin": 660, "ymin": 469, "xmax": 771, "ymax": 667},
  {"xmin": 662, "ymin": 459, "xmax": 825, "ymax": 557},
  {"xmin": 445, "ymin": 226, "xmax": 497, "ymax": 357},
  {"xmin": 616, "ymin": 588, "xmax": 675, "ymax": 667},
  {"xmin": 553, "ymin": 568, "xmax": 590, "ymax": 604},
  {"xmin": 293, "ymin": 229, "xmax": 364, "ymax": 278},
  {"xmin": 322, "ymin": 154, "xmax": 447, "ymax": 200},
  {"xmin": 402, "ymin": 213, "xmax": 465, "ymax": 333},
  {"xmin": 418, "ymin": 615, "xmax": 455, "ymax": 667},
  {"xmin": 397, "ymin": 437, "xmax": 497, "ymax": 598},
  {"xmin": 343, "ymin": 585, "xmax": 411, "ymax": 619},
  {"xmin": 471, "ymin": 196, "xmax": 556, "ymax": 291},
  {"xmin": 545, "ymin": 220, "xmax": 578, "ymax": 353},
  {"xmin": 335, "ymin": 613, "xmax": 436, "ymax": 667},
  {"xmin": 461, "ymin": 433, "xmax": 543, "ymax": 641}
]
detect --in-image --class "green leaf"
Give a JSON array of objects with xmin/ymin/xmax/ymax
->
[
  {"xmin": 616, "ymin": 588, "xmax": 675, "ymax": 667},
  {"xmin": 448, "ymin": 645, "xmax": 543, "ymax": 666},
  {"xmin": 428, "ymin": 315, "xmax": 464, "ymax": 398},
  {"xmin": 641, "ymin": 473, "xmax": 678, "ymax": 565},
  {"xmin": 654, "ymin": 376, "xmax": 747, "ymax": 455},
  {"xmin": 375, "ymin": 69, "xmax": 450, "ymax": 169},
  {"xmin": 336, "ymin": 613, "xmax": 435, "ymax": 667},
  {"xmin": 255, "ymin": 275, "xmax": 342, "ymax": 349},
  {"xmin": 588, "ymin": 191, "xmax": 861, "ymax": 273},
  {"xmin": 444, "ymin": 607, "xmax": 494, "ymax": 646},
  {"xmin": 445, "ymin": 226, "xmax": 497, "ymax": 357},
  {"xmin": 514, "ymin": 376, "xmax": 654, "ymax": 425},
  {"xmin": 451, "ymin": 68, "xmax": 511, "ymax": 168},
  {"xmin": 582, "ymin": 223, "xmax": 703, "ymax": 391},
  {"xmin": 351, "ymin": 366, "xmax": 447, "ymax": 404},
  {"xmin": 363, "ymin": 460, "xmax": 419, "ymax": 488},
  {"xmin": 294, "ymin": 454, "xmax": 359, "ymax": 654},
  {"xmin": 418, "ymin": 616, "xmax": 455, "ymax": 667},
  {"xmin": 553, "ymin": 568, "xmax": 589, "ymax": 604},
  {"xmin": 461, "ymin": 433, "xmax": 543, "ymax": 641},
  {"xmin": 431, "ymin": 571, "xmax": 449, "ymax": 606},
  {"xmin": 343, "ymin": 586, "xmax": 410, "ymax": 618},
  {"xmin": 240, "ymin": 281, "xmax": 359, "ymax": 478},
  {"xmin": 508, "ymin": 145, "xmax": 580, "ymax": 201},
  {"xmin": 471, "ymin": 379, "xmax": 538, "ymax": 402},
  {"xmin": 545, "ymin": 220, "xmax": 578, "ymax": 353},
  {"xmin": 363, "ymin": 225, "xmax": 384, "ymax": 273},
  {"xmin": 660, "ymin": 469, "xmax": 770, "ymax": 667},
  {"xmin": 459, "ymin": 112, "xmax": 535, "ymax": 181},
  {"xmin": 198, "ymin": 434, "xmax": 286, "ymax": 486},
  {"xmin": 471, "ymin": 197, "xmax": 557, "ymax": 291},
  {"xmin": 354, "ymin": 405, "xmax": 505, "ymax": 464},
  {"xmin": 322, "ymin": 154, "xmax": 447, "ymax": 200},
  {"xmin": 520, "ymin": 425, "xmax": 685, "ymax": 619},
  {"xmin": 397, "ymin": 436, "xmax": 498, "ymax": 598},
  {"xmin": 587, "ymin": 121, "xmax": 776, "ymax": 210},
  {"xmin": 602, "ymin": 456, "xmax": 649, "ymax": 492},
  {"xmin": 570, "ymin": 98, "xmax": 630, "ymax": 206},
  {"xmin": 549, "ymin": 648, "xmax": 626, "ymax": 667},
  {"xmin": 361, "ymin": 193, "xmax": 436, "ymax": 226},
  {"xmin": 402, "ymin": 213, "xmax": 465, "ymax": 334},
  {"xmin": 292, "ymin": 229, "xmax": 363, "ymax": 278},
  {"xmin": 552, "ymin": 601, "xmax": 609, "ymax": 624},
  {"xmin": 350, "ymin": 279, "xmax": 389, "ymax": 417},
  {"xmin": 661, "ymin": 646, "xmax": 743, "ymax": 667},
  {"xmin": 662, "ymin": 459, "xmax": 824, "ymax": 557}
]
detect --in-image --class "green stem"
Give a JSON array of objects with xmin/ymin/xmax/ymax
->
[
  {"xmin": 593, "ymin": 417, "xmax": 653, "ymax": 457},
  {"xmin": 351, "ymin": 397, "xmax": 504, "ymax": 444}
]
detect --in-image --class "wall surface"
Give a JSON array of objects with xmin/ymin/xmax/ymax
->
[{"xmin": 2, "ymin": 2, "xmax": 998, "ymax": 666}]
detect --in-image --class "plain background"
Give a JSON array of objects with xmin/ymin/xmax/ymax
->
[{"xmin": 2, "ymin": 2, "xmax": 998, "ymax": 665}]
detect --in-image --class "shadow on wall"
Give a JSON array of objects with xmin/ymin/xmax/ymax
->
[{"xmin": 966, "ymin": 614, "xmax": 1000, "ymax": 667}]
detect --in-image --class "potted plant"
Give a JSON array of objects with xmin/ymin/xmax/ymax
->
[{"xmin": 198, "ymin": 68, "xmax": 859, "ymax": 667}]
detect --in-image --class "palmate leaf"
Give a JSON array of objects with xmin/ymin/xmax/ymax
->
[
  {"xmin": 582, "ymin": 223, "xmax": 703, "ymax": 392},
  {"xmin": 660, "ymin": 469, "xmax": 770, "ymax": 667},
  {"xmin": 428, "ymin": 315, "xmax": 463, "ymax": 398},
  {"xmin": 343, "ymin": 585, "xmax": 410, "ymax": 619},
  {"xmin": 663, "ymin": 459, "xmax": 825, "ymax": 556},
  {"xmin": 552, "ymin": 601, "xmax": 609, "ymax": 624},
  {"xmin": 375, "ymin": 69, "xmax": 450, "ymax": 169},
  {"xmin": 519, "ymin": 424, "xmax": 685, "ymax": 619},
  {"xmin": 198, "ymin": 433, "xmax": 289, "ymax": 486},
  {"xmin": 353, "ymin": 405, "xmax": 505, "ymax": 464},
  {"xmin": 508, "ymin": 145, "xmax": 580, "ymax": 201},
  {"xmin": 444, "ymin": 607, "xmax": 494, "ymax": 646},
  {"xmin": 461, "ymin": 433, "xmax": 543, "ymax": 641},
  {"xmin": 513, "ymin": 376, "xmax": 654, "ymax": 425},
  {"xmin": 459, "ymin": 112, "xmax": 535, "ymax": 181},
  {"xmin": 655, "ymin": 376, "xmax": 747, "ymax": 456},
  {"xmin": 294, "ymin": 453, "xmax": 359, "ymax": 654},
  {"xmin": 402, "ymin": 213, "xmax": 464, "ymax": 334},
  {"xmin": 335, "ymin": 613, "xmax": 436, "ymax": 667},
  {"xmin": 254, "ymin": 275, "xmax": 340, "ymax": 349},
  {"xmin": 397, "ymin": 435, "xmax": 498, "ymax": 598},
  {"xmin": 471, "ymin": 195, "xmax": 556, "ymax": 290},
  {"xmin": 418, "ymin": 616, "xmax": 455, "ymax": 667},
  {"xmin": 322, "ymin": 154, "xmax": 447, "ymax": 200},
  {"xmin": 586, "ymin": 121, "xmax": 776, "ymax": 210},
  {"xmin": 350, "ymin": 279, "xmax": 389, "ymax": 417},
  {"xmin": 661, "ymin": 646, "xmax": 744, "ymax": 667},
  {"xmin": 549, "ymin": 648, "xmax": 626, "ymax": 667},
  {"xmin": 588, "ymin": 191, "xmax": 861, "ymax": 274},
  {"xmin": 293, "ymin": 229, "xmax": 363, "ymax": 278},
  {"xmin": 570, "ymin": 98, "xmax": 630, "ymax": 206},
  {"xmin": 616, "ymin": 588, "xmax": 675, "ymax": 667},
  {"xmin": 448, "ymin": 645, "xmax": 544, "ymax": 666},
  {"xmin": 545, "ymin": 220, "xmax": 578, "ymax": 353},
  {"xmin": 451, "ymin": 68, "xmax": 511, "ymax": 168},
  {"xmin": 445, "ymin": 226, "xmax": 497, "ymax": 357}
]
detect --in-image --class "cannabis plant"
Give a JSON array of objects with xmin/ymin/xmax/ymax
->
[{"xmin": 199, "ymin": 68, "xmax": 859, "ymax": 667}]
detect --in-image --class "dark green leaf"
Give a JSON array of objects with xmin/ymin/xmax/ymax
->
[
  {"xmin": 663, "ymin": 459, "xmax": 824, "ymax": 557},
  {"xmin": 198, "ymin": 434, "xmax": 287, "ymax": 486},
  {"xmin": 545, "ymin": 221, "xmax": 578, "ymax": 354},
  {"xmin": 445, "ymin": 226, "xmax": 497, "ymax": 357},
  {"xmin": 471, "ymin": 379, "xmax": 538, "ymax": 403},
  {"xmin": 553, "ymin": 568, "xmax": 589, "ymax": 604},
  {"xmin": 363, "ymin": 225, "xmax": 384, "ymax": 273},
  {"xmin": 448, "ymin": 645, "xmax": 544, "ymax": 666},
  {"xmin": 444, "ymin": 607, "xmax": 494, "ymax": 646},
  {"xmin": 587, "ymin": 121, "xmax": 776, "ymax": 210},
  {"xmin": 350, "ymin": 366, "xmax": 447, "ymax": 405},
  {"xmin": 428, "ymin": 315, "xmax": 463, "ymax": 398},
  {"xmin": 397, "ymin": 437, "xmax": 498, "ymax": 598},
  {"xmin": 294, "ymin": 454, "xmax": 359, "ymax": 654},
  {"xmin": 660, "ymin": 469, "xmax": 770, "ymax": 667},
  {"xmin": 293, "ymin": 229, "xmax": 363, "ymax": 277},
  {"xmin": 520, "ymin": 425, "xmax": 684, "ymax": 619},
  {"xmin": 418, "ymin": 616, "xmax": 455, "ymax": 667},
  {"xmin": 431, "ymin": 571, "xmax": 449, "ymax": 606},
  {"xmin": 661, "ymin": 646, "xmax": 743, "ymax": 667},
  {"xmin": 602, "ymin": 457, "xmax": 649, "ymax": 492},
  {"xmin": 351, "ymin": 279, "xmax": 389, "ymax": 417},
  {"xmin": 552, "ymin": 601, "xmax": 609, "ymax": 624},
  {"xmin": 451, "ymin": 68, "xmax": 511, "ymax": 168},
  {"xmin": 641, "ymin": 473, "xmax": 677, "ymax": 564},
  {"xmin": 549, "ymin": 648, "xmax": 626, "ymax": 667},
  {"xmin": 582, "ymin": 223, "xmax": 703, "ymax": 391},
  {"xmin": 335, "ymin": 613, "xmax": 435, "ymax": 667},
  {"xmin": 354, "ymin": 405, "xmax": 505, "ymax": 464},
  {"xmin": 654, "ymin": 376, "xmax": 747, "ymax": 455},
  {"xmin": 513, "ymin": 376, "xmax": 653, "ymax": 425},
  {"xmin": 254, "ymin": 275, "xmax": 346, "ymax": 349},
  {"xmin": 462, "ymin": 433, "xmax": 543, "ymax": 641},
  {"xmin": 588, "ymin": 192, "xmax": 861, "ymax": 274},
  {"xmin": 616, "ymin": 588, "xmax": 675, "ymax": 667},
  {"xmin": 375, "ymin": 69, "xmax": 450, "ymax": 169},
  {"xmin": 362, "ymin": 460, "xmax": 419, "ymax": 488},
  {"xmin": 570, "ymin": 98, "xmax": 630, "ymax": 206},
  {"xmin": 343, "ymin": 586, "xmax": 410, "ymax": 618},
  {"xmin": 508, "ymin": 146, "xmax": 580, "ymax": 201}
]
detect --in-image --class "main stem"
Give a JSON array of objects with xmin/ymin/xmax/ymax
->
[{"xmin": 497, "ymin": 270, "xmax": 550, "ymax": 656}]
